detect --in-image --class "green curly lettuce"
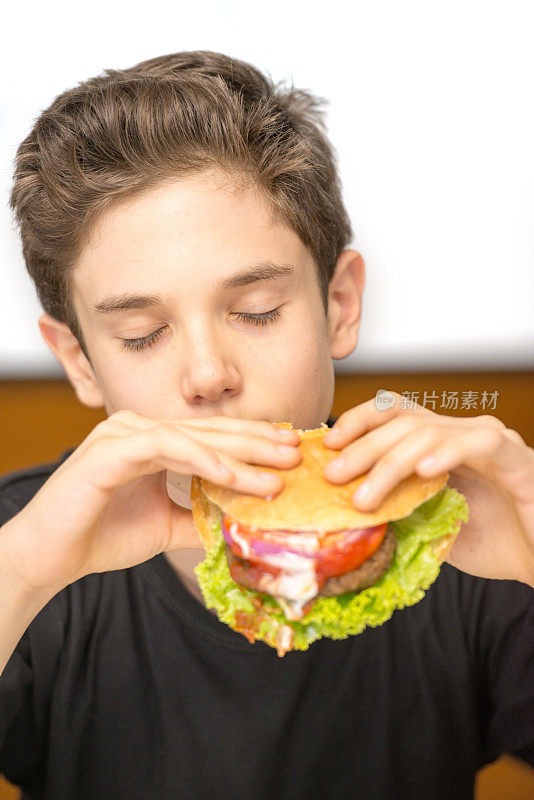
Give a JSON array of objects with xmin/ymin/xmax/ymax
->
[{"xmin": 194, "ymin": 486, "xmax": 469, "ymax": 655}]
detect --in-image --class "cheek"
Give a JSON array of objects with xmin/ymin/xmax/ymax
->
[
  {"xmin": 277, "ymin": 314, "xmax": 330, "ymax": 371},
  {"xmin": 90, "ymin": 349, "xmax": 170, "ymax": 416},
  {"xmin": 259, "ymin": 315, "xmax": 332, "ymax": 395}
]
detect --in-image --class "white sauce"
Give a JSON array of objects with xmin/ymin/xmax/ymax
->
[
  {"xmin": 227, "ymin": 521, "xmax": 372, "ymax": 621},
  {"xmin": 261, "ymin": 565, "xmax": 317, "ymax": 602},
  {"xmin": 276, "ymin": 597, "xmax": 313, "ymax": 621},
  {"xmin": 264, "ymin": 531, "xmax": 320, "ymax": 554},
  {"xmin": 275, "ymin": 624, "xmax": 294, "ymax": 653},
  {"xmin": 229, "ymin": 522, "xmax": 250, "ymax": 559},
  {"xmin": 257, "ymin": 549, "xmax": 314, "ymax": 572}
]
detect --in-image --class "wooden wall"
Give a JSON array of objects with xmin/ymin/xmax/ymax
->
[
  {"xmin": 1, "ymin": 371, "xmax": 533, "ymax": 475},
  {"xmin": 1, "ymin": 373, "xmax": 533, "ymax": 799}
]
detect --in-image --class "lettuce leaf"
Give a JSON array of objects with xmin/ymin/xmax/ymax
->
[{"xmin": 194, "ymin": 486, "xmax": 469, "ymax": 655}]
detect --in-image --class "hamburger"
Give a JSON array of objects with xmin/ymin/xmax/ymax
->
[{"xmin": 192, "ymin": 422, "xmax": 469, "ymax": 656}]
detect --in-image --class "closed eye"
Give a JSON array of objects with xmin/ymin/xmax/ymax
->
[
  {"xmin": 120, "ymin": 326, "xmax": 167, "ymax": 352},
  {"xmin": 119, "ymin": 307, "xmax": 283, "ymax": 352},
  {"xmin": 232, "ymin": 307, "xmax": 282, "ymax": 327}
]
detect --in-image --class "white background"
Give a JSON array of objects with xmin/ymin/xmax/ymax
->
[{"xmin": 1, "ymin": 0, "xmax": 533, "ymax": 377}]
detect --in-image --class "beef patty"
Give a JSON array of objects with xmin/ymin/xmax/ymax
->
[
  {"xmin": 225, "ymin": 525, "xmax": 396, "ymax": 600},
  {"xmin": 320, "ymin": 526, "xmax": 396, "ymax": 596}
]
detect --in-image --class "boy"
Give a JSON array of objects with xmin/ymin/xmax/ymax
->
[{"xmin": 1, "ymin": 50, "xmax": 533, "ymax": 799}]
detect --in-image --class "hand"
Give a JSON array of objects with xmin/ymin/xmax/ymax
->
[
  {"xmin": 322, "ymin": 393, "xmax": 534, "ymax": 586},
  {"xmin": 0, "ymin": 411, "xmax": 301, "ymax": 594}
]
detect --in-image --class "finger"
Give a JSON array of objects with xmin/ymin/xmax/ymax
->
[
  {"xmin": 204, "ymin": 453, "xmax": 287, "ymax": 498},
  {"xmin": 75, "ymin": 415, "xmax": 299, "ymax": 497},
  {"xmin": 351, "ymin": 419, "xmax": 512, "ymax": 510},
  {"xmin": 72, "ymin": 411, "xmax": 160, "ymax": 456},
  {"xmin": 109, "ymin": 417, "xmax": 302, "ymax": 490},
  {"xmin": 103, "ymin": 409, "xmax": 163, "ymax": 434},
  {"xmin": 107, "ymin": 412, "xmax": 302, "ymax": 450},
  {"xmin": 171, "ymin": 427, "xmax": 302, "ymax": 470},
  {"xmin": 58, "ymin": 418, "xmax": 143, "ymax": 469},
  {"xmin": 323, "ymin": 392, "xmax": 431, "ymax": 448},
  {"xmin": 348, "ymin": 426, "xmax": 452, "ymax": 509},
  {"xmin": 86, "ymin": 427, "xmax": 288, "ymax": 500},
  {"xmin": 323, "ymin": 397, "xmax": 494, "ymax": 450},
  {"xmin": 176, "ymin": 415, "xmax": 300, "ymax": 443},
  {"xmin": 85, "ymin": 427, "xmax": 236, "ymax": 492},
  {"xmin": 84, "ymin": 412, "xmax": 302, "ymax": 458},
  {"xmin": 323, "ymin": 414, "xmax": 437, "ymax": 482},
  {"xmin": 415, "ymin": 425, "xmax": 532, "ymax": 488}
]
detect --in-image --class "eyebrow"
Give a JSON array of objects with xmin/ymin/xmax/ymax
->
[{"xmin": 92, "ymin": 261, "xmax": 295, "ymax": 314}]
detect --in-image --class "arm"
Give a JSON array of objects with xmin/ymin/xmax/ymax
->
[
  {"xmin": 322, "ymin": 393, "xmax": 534, "ymax": 585},
  {"xmin": 0, "ymin": 521, "xmax": 62, "ymax": 676},
  {"xmin": 0, "ymin": 411, "xmax": 301, "ymax": 675}
]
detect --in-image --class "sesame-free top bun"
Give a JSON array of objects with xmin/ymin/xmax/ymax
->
[{"xmin": 191, "ymin": 423, "xmax": 449, "ymax": 551}]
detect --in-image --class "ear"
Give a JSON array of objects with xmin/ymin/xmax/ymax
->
[
  {"xmin": 38, "ymin": 313, "xmax": 105, "ymax": 408},
  {"xmin": 327, "ymin": 250, "xmax": 366, "ymax": 360}
]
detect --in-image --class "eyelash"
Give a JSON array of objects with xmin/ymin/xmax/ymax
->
[{"xmin": 119, "ymin": 307, "xmax": 283, "ymax": 352}]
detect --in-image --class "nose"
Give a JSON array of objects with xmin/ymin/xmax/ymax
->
[{"xmin": 179, "ymin": 321, "xmax": 242, "ymax": 405}]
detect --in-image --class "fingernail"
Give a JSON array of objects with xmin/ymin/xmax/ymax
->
[
  {"xmin": 259, "ymin": 471, "xmax": 278, "ymax": 482},
  {"xmin": 418, "ymin": 455, "xmax": 437, "ymax": 470},
  {"xmin": 328, "ymin": 457, "xmax": 346, "ymax": 470},
  {"xmin": 326, "ymin": 426, "xmax": 341, "ymax": 436},
  {"xmin": 324, "ymin": 429, "xmax": 343, "ymax": 447},
  {"xmin": 277, "ymin": 444, "xmax": 296, "ymax": 454},
  {"xmin": 277, "ymin": 429, "xmax": 297, "ymax": 439},
  {"xmin": 354, "ymin": 481, "xmax": 371, "ymax": 501}
]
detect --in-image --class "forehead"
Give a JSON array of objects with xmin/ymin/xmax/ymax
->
[{"xmin": 72, "ymin": 173, "xmax": 313, "ymax": 308}]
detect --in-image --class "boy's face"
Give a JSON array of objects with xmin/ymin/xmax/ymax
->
[{"xmin": 46, "ymin": 171, "xmax": 363, "ymax": 429}]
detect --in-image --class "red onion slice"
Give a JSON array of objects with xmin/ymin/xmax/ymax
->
[{"xmin": 223, "ymin": 515, "xmax": 382, "ymax": 564}]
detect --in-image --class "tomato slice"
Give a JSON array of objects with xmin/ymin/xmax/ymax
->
[
  {"xmin": 223, "ymin": 514, "xmax": 387, "ymax": 590},
  {"xmin": 315, "ymin": 524, "xmax": 387, "ymax": 580}
]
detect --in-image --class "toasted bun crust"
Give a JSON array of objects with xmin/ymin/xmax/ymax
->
[
  {"xmin": 191, "ymin": 423, "xmax": 449, "ymax": 551},
  {"xmin": 191, "ymin": 475, "xmax": 225, "ymax": 552}
]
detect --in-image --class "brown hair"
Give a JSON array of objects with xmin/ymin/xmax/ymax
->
[{"xmin": 9, "ymin": 50, "xmax": 353, "ymax": 361}]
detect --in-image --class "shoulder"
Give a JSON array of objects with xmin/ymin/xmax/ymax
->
[
  {"xmin": 0, "ymin": 449, "xmax": 74, "ymax": 525},
  {"xmin": 428, "ymin": 562, "xmax": 534, "ymax": 662},
  {"xmin": 432, "ymin": 561, "xmax": 534, "ymax": 621},
  {"xmin": 439, "ymin": 560, "xmax": 534, "ymax": 607}
]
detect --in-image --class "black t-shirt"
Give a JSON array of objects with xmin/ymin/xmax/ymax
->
[{"xmin": 1, "ymin": 442, "xmax": 534, "ymax": 800}]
